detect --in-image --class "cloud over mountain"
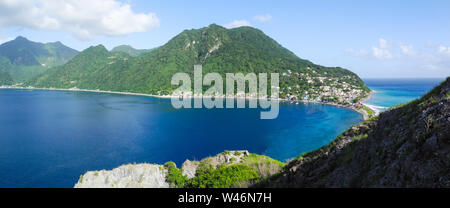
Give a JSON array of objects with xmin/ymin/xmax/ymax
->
[
  {"xmin": 223, "ymin": 20, "xmax": 251, "ymax": 29},
  {"xmin": 0, "ymin": 0, "xmax": 159, "ymax": 40}
]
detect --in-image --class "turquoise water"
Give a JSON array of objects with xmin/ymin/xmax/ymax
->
[
  {"xmin": 363, "ymin": 78, "xmax": 445, "ymax": 111},
  {"xmin": 0, "ymin": 89, "xmax": 362, "ymax": 187}
]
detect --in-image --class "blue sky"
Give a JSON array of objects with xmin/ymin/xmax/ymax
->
[{"xmin": 0, "ymin": 0, "xmax": 449, "ymax": 78}]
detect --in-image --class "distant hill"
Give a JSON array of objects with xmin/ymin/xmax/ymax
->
[
  {"xmin": 111, "ymin": 45, "xmax": 152, "ymax": 57},
  {"xmin": 26, "ymin": 24, "xmax": 369, "ymax": 104},
  {"xmin": 0, "ymin": 36, "xmax": 78, "ymax": 82},
  {"xmin": 258, "ymin": 77, "xmax": 450, "ymax": 188}
]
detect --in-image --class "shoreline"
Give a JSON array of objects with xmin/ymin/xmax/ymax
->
[
  {"xmin": 360, "ymin": 90, "xmax": 382, "ymax": 116},
  {"xmin": 0, "ymin": 85, "xmax": 370, "ymax": 120}
]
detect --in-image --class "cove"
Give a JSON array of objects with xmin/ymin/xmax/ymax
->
[{"xmin": 0, "ymin": 89, "xmax": 362, "ymax": 187}]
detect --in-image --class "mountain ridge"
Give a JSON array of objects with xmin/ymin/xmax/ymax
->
[
  {"xmin": 111, "ymin": 45, "xmax": 152, "ymax": 57},
  {"xmin": 0, "ymin": 36, "xmax": 79, "ymax": 82},
  {"xmin": 26, "ymin": 24, "xmax": 370, "ymax": 106}
]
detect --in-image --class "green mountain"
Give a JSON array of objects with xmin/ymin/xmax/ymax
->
[
  {"xmin": 111, "ymin": 45, "xmax": 152, "ymax": 57},
  {"xmin": 0, "ymin": 71, "xmax": 13, "ymax": 85},
  {"xmin": 26, "ymin": 24, "xmax": 369, "ymax": 103},
  {"xmin": 0, "ymin": 36, "xmax": 79, "ymax": 82},
  {"xmin": 258, "ymin": 77, "xmax": 450, "ymax": 188}
]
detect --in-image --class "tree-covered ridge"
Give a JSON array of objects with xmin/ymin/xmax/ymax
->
[
  {"xmin": 26, "ymin": 24, "xmax": 369, "ymax": 104},
  {"xmin": 0, "ymin": 71, "xmax": 13, "ymax": 85},
  {"xmin": 111, "ymin": 45, "xmax": 153, "ymax": 57},
  {"xmin": 0, "ymin": 36, "xmax": 79, "ymax": 82}
]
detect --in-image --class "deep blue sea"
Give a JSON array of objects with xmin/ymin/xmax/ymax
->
[
  {"xmin": 0, "ymin": 78, "xmax": 444, "ymax": 188},
  {"xmin": 0, "ymin": 89, "xmax": 362, "ymax": 188},
  {"xmin": 363, "ymin": 78, "xmax": 445, "ymax": 111}
]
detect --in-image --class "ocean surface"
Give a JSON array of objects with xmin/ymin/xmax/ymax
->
[
  {"xmin": 363, "ymin": 78, "xmax": 445, "ymax": 112},
  {"xmin": 0, "ymin": 78, "xmax": 443, "ymax": 188},
  {"xmin": 0, "ymin": 89, "xmax": 361, "ymax": 188}
]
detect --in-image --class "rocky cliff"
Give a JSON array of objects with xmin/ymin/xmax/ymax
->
[
  {"xmin": 258, "ymin": 77, "xmax": 450, "ymax": 188},
  {"xmin": 74, "ymin": 164, "xmax": 169, "ymax": 188},
  {"xmin": 75, "ymin": 150, "xmax": 284, "ymax": 188}
]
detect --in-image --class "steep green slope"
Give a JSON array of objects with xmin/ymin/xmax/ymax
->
[
  {"xmin": 0, "ymin": 71, "xmax": 13, "ymax": 85},
  {"xmin": 26, "ymin": 24, "xmax": 369, "ymax": 103},
  {"xmin": 0, "ymin": 36, "xmax": 78, "ymax": 82},
  {"xmin": 258, "ymin": 77, "xmax": 450, "ymax": 188},
  {"xmin": 111, "ymin": 45, "xmax": 152, "ymax": 57},
  {"xmin": 26, "ymin": 45, "xmax": 132, "ymax": 89}
]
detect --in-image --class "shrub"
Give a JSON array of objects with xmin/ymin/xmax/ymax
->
[
  {"xmin": 186, "ymin": 164, "xmax": 259, "ymax": 188},
  {"xmin": 164, "ymin": 162, "xmax": 187, "ymax": 188}
]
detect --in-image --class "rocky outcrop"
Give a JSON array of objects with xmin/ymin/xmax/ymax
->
[
  {"xmin": 181, "ymin": 160, "xmax": 200, "ymax": 179},
  {"xmin": 74, "ymin": 150, "xmax": 274, "ymax": 188},
  {"xmin": 74, "ymin": 164, "xmax": 169, "ymax": 188},
  {"xmin": 258, "ymin": 77, "xmax": 450, "ymax": 188},
  {"xmin": 181, "ymin": 150, "xmax": 250, "ymax": 179}
]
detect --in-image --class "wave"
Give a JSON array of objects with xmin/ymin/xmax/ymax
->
[{"xmin": 362, "ymin": 103, "xmax": 388, "ymax": 114}]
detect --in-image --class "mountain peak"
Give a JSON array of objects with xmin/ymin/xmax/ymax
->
[
  {"xmin": 14, "ymin": 36, "xmax": 28, "ymax": 41},
  {"xmin": 207, "ymin": 23, "xmax": 225, "ymax": 29},
  {"xmin": 87, "ymin": 44, "xmax": 108, "ymax": 52}
]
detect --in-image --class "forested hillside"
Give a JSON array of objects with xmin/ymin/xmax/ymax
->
[
  {"xmin": 0, "ymin": 36, "xmax": 78, "ymax": 82},
  {"xmin": 26, "ymin": 24, "xmax": 369, "ymax": 104}
]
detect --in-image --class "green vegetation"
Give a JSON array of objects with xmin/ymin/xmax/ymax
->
[
  {"xmin": 26, "ymin": 24, "xmax": 368, "ymax": 99},
  {"xmin": 0, "ymin": 36, "xmax": 78, "ymax": 82},
  {"xmin": 111, "ymin": 45, "xmax": 153, "ymax": 57},
  {"xmin": 362, "ymin": 105, "xmax": 373, "ymax": 117},
  {"xmin": 186, "ymin": 164, "xmax": 259, "ymax": 188},
  {"xmin": 164, "ymin": 162, "xmax": 187, "ymax": 188},
  {"xmin": 162, "ymin": 151, "xmax": 285, "ymax": 188},
  {"xmin": 0, "ymin": 71, "xmax": 13, "ymax": 85}
]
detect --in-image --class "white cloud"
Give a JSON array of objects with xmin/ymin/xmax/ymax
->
[
  {"xmin": 372, "ymin": 46, "xmax": 392, "ymax": 60},
  {"xmin": 348, "ymin": 38, "xmax": 450, "ymax": 75},
  {"xmin": 379, "ymin": 38, "xmax": 388, "ymax": 49},
  {"xmin": 347, "ymin": 38, "xmax": 394, "ymax": 60},
  {"xmin": 223, "ymin": 20, "xmax": 251, "ymax": 29},
  {"xmin": 423, "ymin": 64, "xmax": 438, "ymax": 70},
  {"xmin": 253, "ymin": 14, "xmax": 272, "ymax": 23},
  {"xmin": 399, "ymin": 43, "xmax": 416, "ymax": 56},
  {"xmin": 0, "ymin": 37, "xmax": 12, "ymax": 44},
  {"xmin": 0, "ymin": 32, "xmax": 12, "ymax": 44},
  {"xmin": 438, "ymin": 45, "xmax": 450, "ymax": 57},
  {"xmin": 0, "ymin": 0, "xmax": 160, "ymax": 40}
]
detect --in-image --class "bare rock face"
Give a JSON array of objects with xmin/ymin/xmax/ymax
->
[
  {"xmin": 181, "ymin": 150, "xmax": 250, "ymax": 179},
  {"xmin": 74, "ymin": 150, "xmax": 255, "ymax": 188},
  {"xmin": 211, "ymin": 150, "xmax": 250, "ymax": 166},
  {"xmin": 181, "ymin": 160, "xmax": 200, "ymax": 179},
  {"xmin": 74, "ymin": 164, "xmax": 169, "ymax": 188}
]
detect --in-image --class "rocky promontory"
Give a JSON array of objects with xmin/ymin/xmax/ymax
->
[{"xmin": 75, "ymin": 150, "xmax": 284, "ymax": 188}]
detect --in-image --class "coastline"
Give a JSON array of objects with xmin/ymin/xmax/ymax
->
[
  {"xmin": 0, "ymin": 85, "xmax": 370, "ymax": 120},
  {"xmin": 360, "ymin": 90, "xmax": 382, "ymax": 116}
]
